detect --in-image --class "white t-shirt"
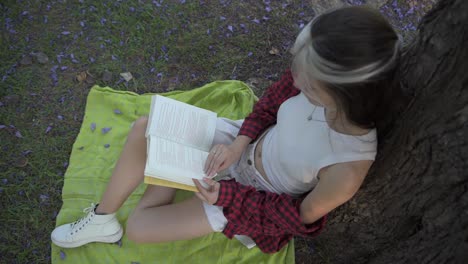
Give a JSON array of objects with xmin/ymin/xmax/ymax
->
[{"xmin": 261, "ymin": 92, "xmax": 378, "ymax": 196}]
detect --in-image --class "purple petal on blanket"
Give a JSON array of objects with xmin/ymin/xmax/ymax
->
[
  {"xmin": 90, "ymin": 122, "xmax": 96, "ymax": 132},
  {"xmin": 104, "ymin": 144, "xmax": 110, "ymax": 148},
  {"xmin": 60, "ymin": 250, "xmax": 66, "ymax": 260},
  {"xmin": 113, "ymin": 109, "xmax": 122, "ymax": 114},
  {"xmin": 101, "ymin": 127, "xmax": 112, "ymax": 134}
]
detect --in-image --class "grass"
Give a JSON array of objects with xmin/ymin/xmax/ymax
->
[{"xmin": 0, "ymin": 0, "xmax": 432, "ymax": 263}]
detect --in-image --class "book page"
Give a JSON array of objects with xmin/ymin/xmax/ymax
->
[
  {"xmin": 146, "ymin": 95, "xmax": 217, "ymax": 152},
  {"xmin": 145, "ymin": 136, "xmax": 209, "ymax": 185}
]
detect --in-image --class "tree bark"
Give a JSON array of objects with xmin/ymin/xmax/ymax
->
[{"xmin": 309, "ymin": 0, "xmax": 468, "ymax": 263}]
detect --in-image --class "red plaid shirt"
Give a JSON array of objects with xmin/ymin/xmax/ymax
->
[{"xmin": 214, "ymin": 70, "xmax": 327, "ymax": 253}]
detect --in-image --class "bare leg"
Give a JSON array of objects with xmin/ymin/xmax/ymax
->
[
  {"xmin": 126, "ymin": 196, "xmax": 214, "ymax": 243},
  {"xmin": 96, "ymin": 116, "xmax": 176, "ymax": 214}
]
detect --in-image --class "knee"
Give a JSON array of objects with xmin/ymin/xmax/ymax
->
[
  {"xmin": 132, "ymin": 116, "xmax": 148, "ymax": 131},
  {"xmin": 125, "ymin": 213, "xmax": 145, "ymax": 243},
  {"xmin": 129, "ymin": 116, "xmax": 148, "ymax": 138}
]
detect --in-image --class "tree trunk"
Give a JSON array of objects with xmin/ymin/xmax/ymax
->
[{"xmin": 310, "ymin": 0, "xmax": 468, "ymax": 263}]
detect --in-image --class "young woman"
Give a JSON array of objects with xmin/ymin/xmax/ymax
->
[{"xmin": 51, "ymin": 6, "xmax": 401, "ymax": 253}]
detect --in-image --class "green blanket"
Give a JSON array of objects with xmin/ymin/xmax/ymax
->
[{"xmin": 52, "ymin": 81, "xmax": 295, "ymax": 263}]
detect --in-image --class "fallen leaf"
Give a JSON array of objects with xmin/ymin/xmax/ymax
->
[
  {"xmin": 31, "ymin": 52, "xmax": 49, "ymax": 64},
  {"xmin": 269, "ymin": 47, "xmax": 280, "ymax": 55},
  {"xmin": 76, "ymin": 71, "xmax": 88, "ymax": 83},
  {"xmin": 102, "ymin": 70, "xmax": 113, "ymax": 82},
  {"xmin": 90, "ymin": 122, "xmax": 96, "ymax": 132},
  {"xmin": 85, "ymin": 75, "xmax": 95, "ymax": 84},
  {"xmin": 20, "ymin": 55, "xmax": 33, "ymax": 66},
  {"xmin": 120, "ymin": 72, "xmax": 133, "ymax": 82},
  {"xmin": 75, "ymin": 70, "xmax": 94, "ymax": 84},
  {"xmin": 113, "ymin": 109, "xmax": 122, "ymax": 114},
  {"xmin": 14, "ymin": 157, "xmax": 28, "ymax": 167}
]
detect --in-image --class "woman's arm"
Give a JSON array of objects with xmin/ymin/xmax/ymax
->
[
  {"xmin": 237, "ymin": 70, "xmax": 300, "ymax": 142},
  {"xmin": 196, "ymin": 159, "xmax": 372, "ymax": 241},
  {"xmin": 228, "ymin": 135, "xmax": 253, "ymax": 155},
  {"xmin": 211, "ymin": 179, "xmax": 325, "ymax": 237},
  {"xmin": 207, "ymin": 160, "xmax": 372, "ymax": 237},
  {"xmin": 300, "ymin": 160, "xmax": 373, "ymax": 224}
]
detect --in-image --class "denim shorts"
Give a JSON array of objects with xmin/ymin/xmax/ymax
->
[{"xmin": 203, "ymin": 118, "xmax": 279, "ymax": 248}]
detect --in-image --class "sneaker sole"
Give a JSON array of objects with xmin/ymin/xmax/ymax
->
[{"xmin": 52, "ymin": 228, "xmax": 124, "ymax": 248}]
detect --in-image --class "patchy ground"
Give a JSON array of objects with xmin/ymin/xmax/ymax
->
[{"xmin": 0, "ymin": 0, "xmax": 436, "ymax": 263}]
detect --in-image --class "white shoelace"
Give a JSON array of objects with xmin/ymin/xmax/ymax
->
[{"xmin": 70, "ymin": 203, "xmax": 96, "ymax": 234}]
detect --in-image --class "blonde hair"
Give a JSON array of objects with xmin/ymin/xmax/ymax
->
[
  {"xmin": 290, "ymin": 7, "xmax": 401, "ymax": 85},
  {"xmin": 288, "ymin": 6, "xmax": 402, "ymax": 129}
]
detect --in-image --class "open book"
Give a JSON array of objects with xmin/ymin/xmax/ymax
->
[{"xmin": 143, "ymin": 95, "xmax": 217, "ymax": 192}]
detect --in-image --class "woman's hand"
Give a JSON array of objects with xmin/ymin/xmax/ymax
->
[
  {"xmin": 204, "ymin": 144, "xmax": 243, "ymax": 178},
  {"xmin": 194, "ymin": 177, "xmax": 220, "ymax": 205}
]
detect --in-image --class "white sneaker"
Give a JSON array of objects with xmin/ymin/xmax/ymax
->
[{"xmin": 51, "ymin": 203, "xmax": 123, "ymax": 248}]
